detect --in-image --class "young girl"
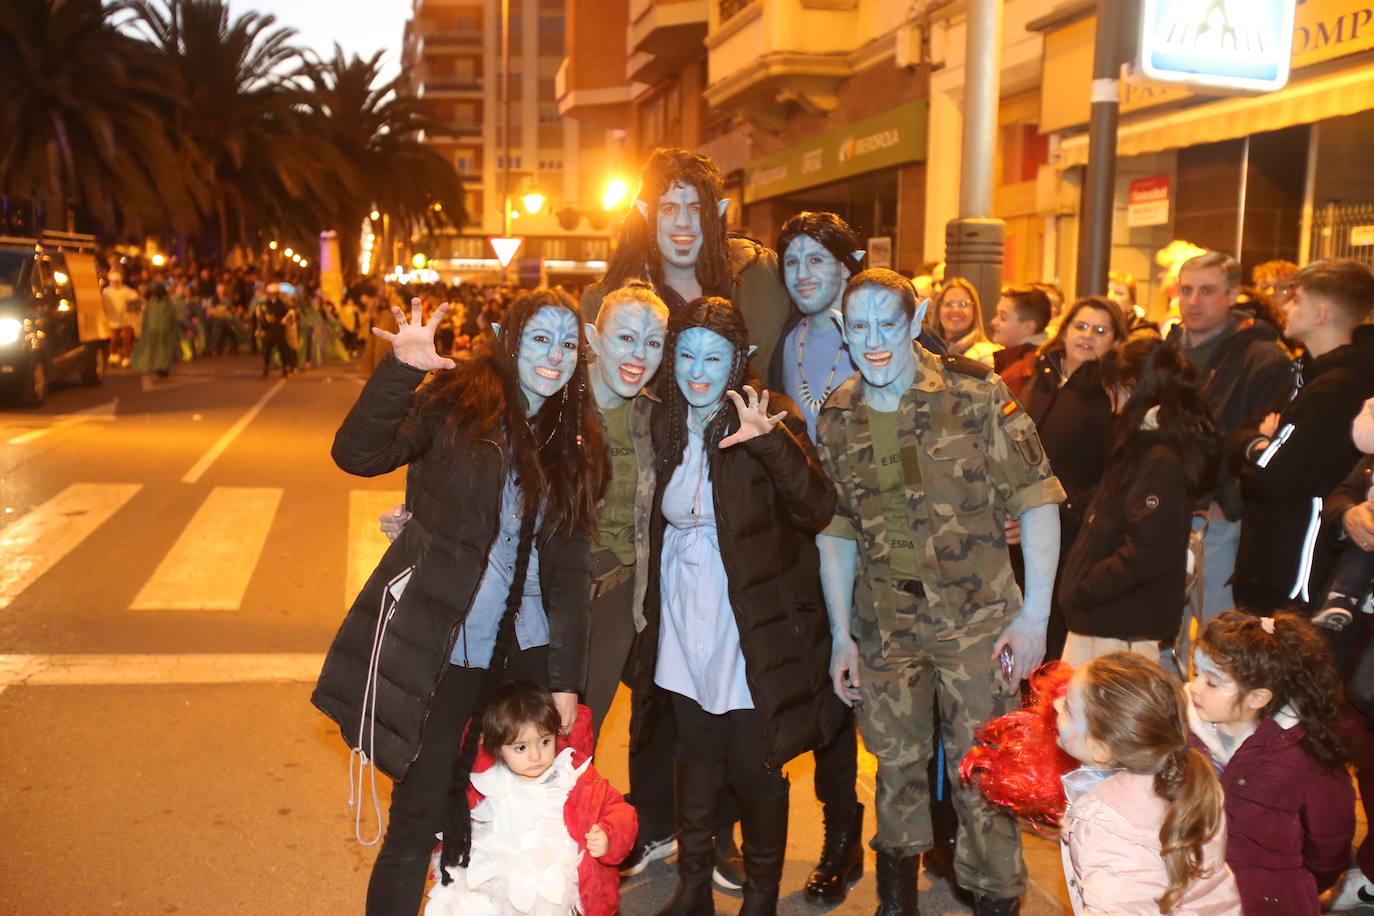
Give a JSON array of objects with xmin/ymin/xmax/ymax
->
[
  {"xmin": 1059, "ymin": 337, "xmax": 1217, "ymax": 666},
  {"xmin": 1055, "ymin": 652, "xmax": 1241, "ymax": 914},
  {"xmin": 1189, "ymin": 611, "xmax": 1354, "ymax": 915},
  {"xmin": 427, "ymin": 681, "xmax": 637, "ymax": 916}
]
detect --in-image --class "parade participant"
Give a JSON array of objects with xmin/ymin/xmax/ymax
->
[
  {"xmin": 314, "ymin": 290, "xmax": 607, "ymax": 916},
  {"xmin": 584, "ymin": 148, "xmax": 790, "ymax": 373},
  {"xmin": 1059, "ymin": 339, "xmax": 1217, "ymax": 666},
  {"xmin": 128, "ymin": 283, "xmax": 179, "ymax": 377},
  {"xmin": 766, "ymin": 210, "xmax": 867, "ymax": 903},
  {"xmin": 425, "ymin": 681, "xmax": 637, "ymax": 916},
  {"xmin": 256, "ymin": 283, "xmax": 294, "ymax": 378},
  {"xmin": 1165, "ymin": 251, "xmax": 1291, "ymax": 625},
  {"xmin": 102, "ymin": 268, "xmax": 141, "ymax": 366},
  {"xmin": 817, "ymin": 268, "xmax": 1064, "ymax": 916},
  {"xmin": 929, "ymin": 278, "xmax": 1000, "ymax": 366},
  {"xmin": 1055, "ymin": 652, "xmax": 1241, "ymax": 915},
  {"xmin": 582, "ymin": 281, "xmax": 669, "ymax": 738},
  {"xmin": 1230, "ymin": 259, "xmax": 1374, "ymax": 613},
  {"xmin": 631, "ymin": 297, "xmax": 839, "ymax": 916},
  {"xmin": 1187, "ymin": 612, "xmax": 1354, "ymax": 915}
]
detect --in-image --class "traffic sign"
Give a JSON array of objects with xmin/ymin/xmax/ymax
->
[
  {"xmin": 489, "ymin": 236, "xmax": 524, "ymax": 269},
  {"xmin": 1138, "ymin": 0, "xmax": 1298, "ymax": 92}
]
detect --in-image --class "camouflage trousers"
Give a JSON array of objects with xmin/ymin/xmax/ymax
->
[{"xmin": 853, "ymin": 590, "xmax": 1026, "ymax": 899}]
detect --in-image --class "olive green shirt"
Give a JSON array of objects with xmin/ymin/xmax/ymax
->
[
  {"xmin": 596, "ymin": 402, "xmax": 638, "ymax": 567},
  {"xmin": 866, "ymin": 408, "xmax": 923, "ymax": 580}
]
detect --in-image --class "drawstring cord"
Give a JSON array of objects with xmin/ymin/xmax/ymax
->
[{"xmin": 348, "ymin": 565, "xmax": 413, "ymax": 846}]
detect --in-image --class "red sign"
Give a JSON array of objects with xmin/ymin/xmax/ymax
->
[
  {"xmin": 1128, "ymin": 175, "xmax": 1171, "ymax": 228},
  {"xmin": 488, "ymin": 236, "xmax": 524, "ymax": 269}
]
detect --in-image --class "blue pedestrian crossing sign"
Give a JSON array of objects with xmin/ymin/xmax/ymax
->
[{"xmin": 1138, "ymin": 0, "xmax": 1299, "ymax": 92}]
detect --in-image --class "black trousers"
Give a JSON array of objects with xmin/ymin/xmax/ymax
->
[
  {"xmin": 261, "ymin": 330, "xmax": 292, "ymax": 375},
  {"xmin": 670, "ymin": 692, "xmax": 788, "ymax": 800},
  {"xmin": 365, "ymin": 647, "xmax": 549, "ymax": 916},
  {"xmin": 585, "ymin": 549, "xmax": 638, "ymax": 741}
]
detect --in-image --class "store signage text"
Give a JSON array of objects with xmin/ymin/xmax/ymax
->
[{"xmin": 1128, "ymin": 175, "xmax": 1172, "ymax": 228}]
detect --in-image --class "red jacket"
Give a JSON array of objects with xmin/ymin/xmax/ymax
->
[
  {"xmin": 1189, "ymin": 712, "xmax": 1354, "ymax": 916},
  {"xmin": 465, "ymin": 705, "xmax": 637, "ymax": 916}
]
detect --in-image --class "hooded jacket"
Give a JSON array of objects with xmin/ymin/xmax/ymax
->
[
  {"xmin": 1186, "ymin": 698, "xmax": 1354, "ymax": 916},
  {"xmin": 313, "ymin": 353, "xmax": 592, "ymax": 780},
  {"xmin": 1230, "ymin": 325, "xmax": 1374, "ymax": 610},
  {"xmin": 456, "ymin": 705, "xmax": 637, "ymax": 916},
  {"xmin": 1165, "ymin": 317, "xmax": 1292, "ymax": 517}
]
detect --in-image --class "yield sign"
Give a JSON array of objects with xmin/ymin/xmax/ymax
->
[{"xmin": 489, "ymin": 236, "xmax": 524, "ymax": 269}]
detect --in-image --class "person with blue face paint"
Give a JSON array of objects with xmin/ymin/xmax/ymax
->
[
  {"xmin": 316, "ymin": 289, "xmax": 611, "ymax": 915},
  {"xmin": 582, "ymin": 148, "xmax": 791, "ymax": 380},
  {"xmin": 626, "ymin": 297, "xmax": 840, "ymax": 916},
  {"xmin": 813, "ymin": 269, "xmax": 1065, "ymax": 916}
]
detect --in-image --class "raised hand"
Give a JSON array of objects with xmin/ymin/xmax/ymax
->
[
  {"xmin": 719, "ymin": 385, "xmax": 787, "ymax": 449},
  {"xmin": 372, "ymin": 297, "xmax": 456, "ymax": 371}
]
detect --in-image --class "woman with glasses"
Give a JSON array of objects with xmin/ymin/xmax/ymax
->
[
  {"xmin": 928, "ymin": 277, "xmax": 1001, "ymax": 366},
  {"xmin": 1019, "ymin": 296, "xmax": 1128, "ymax": 660}
]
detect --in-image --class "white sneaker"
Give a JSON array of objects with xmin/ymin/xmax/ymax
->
[{"xmin": 1328, "ymin": 868, "xmax": 1374, "ymax": 910}]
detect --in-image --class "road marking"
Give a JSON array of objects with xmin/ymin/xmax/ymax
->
[
  {"xmin": 348, "ymin": 489, "xmax": 405, "ymax": 608},
  {"xmin": 0, "ymin": 653, "xmax": 323, "ymax": 692},
  {"xmin": 140, "ymin": 374, "xmax": 212, "ymax": 394},
  {"xmin": 129, "ymin": 486, "xmax": 283, "ymax": 610},
  {"xmin": 6, "ymin": 401, "xmax": 120, "ymax": 445},
  {"xmin": 0, "ymin": 483, "xmax": 143, "ymax": 609},
  {"xmin": 180, "ymin": 379, "xmax": 286, "ymax": 483}
]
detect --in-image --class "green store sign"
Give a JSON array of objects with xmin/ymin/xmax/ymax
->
[{"xmin": 743, "ymin": 99, "xmax": 928, "ymax": 204}]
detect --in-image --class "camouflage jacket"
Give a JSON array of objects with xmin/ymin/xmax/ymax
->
[
  {"xmin": 816, "ymin": 347, "xmax": 1066, "ymax": 653},
  {"xmin": 593, "ymin": 391, "xmax": 657, "ymax": 632}
]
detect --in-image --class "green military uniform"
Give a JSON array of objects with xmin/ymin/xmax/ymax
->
[{"xmin": 816, "ymin": 345, "xmax": 1065, "ymax": 899}]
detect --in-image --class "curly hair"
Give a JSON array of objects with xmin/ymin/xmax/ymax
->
[
  {"xmin": 599, "ymin": 148, "xmax": 733, "ymax": 297},
  {"xmin": 1198, "ymin": 610, "xmax": 1349, "ymax": 769},
  {"xmin": 653, "ymin": 296, "xmax": 757, "ymax": 482},
  {"xmin": 1079, "ymin": 652, "xmax": 1224, "ymax": 915}
]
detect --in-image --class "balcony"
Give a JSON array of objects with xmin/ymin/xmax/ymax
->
[
  {"xmin": 419, "ymin": 30, "xmax": 483, "ymax": 53},
  {"xmin": 428, "ymin": 121, "xmax": 485, "ymax": 140},
  {"xmin": 558, "ymin": 0, "xmax": 639, "ymax": 128},
  {"xmin": 422, "ymin": 79, "xmax": 484, "ymax": 97},
  {"xmin": 626, "ymin": 0, "xmax": 708, "ymax": 84}
]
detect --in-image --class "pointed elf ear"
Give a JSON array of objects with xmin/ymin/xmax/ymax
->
[
  {"xmin": 717, "ymin": 198, "xmax": 731, "ymax": 219},
  {"xmin": 490, "ymin": 322, "xmax": 502, "ymax": 339},
  {"xmin": 634, "ymin": 199, "xmax": 650, "ymax": 222},
  {"xmin": 830, "ymin": 308, "xmax": 846, "ymax": 340},
  {"xmin": 584, "ymin": 322, "xmax": 600, "ymax": 356},
  {"xmin": 746, "ymin": 344, "xmax": 758, "ymax": 359},
  {"xmin": 913, "ymin": 298, "xmax": 930, "ymax": 328}
]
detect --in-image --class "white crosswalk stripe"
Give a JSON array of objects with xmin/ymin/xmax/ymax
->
[
  {"xmin": 0, "ymin": 483, "xmax": 143, "ymax": 609},
  {"xmin": 0, "ymin": 653, "xmax": 323, "ymax": 693},
  {"xmin": 129, "ymin": 486, "xmax": 283, "ymax": 610},
  {"xmin": 347, "ymin": 489, "xmax": 405, "ymax": 608}
]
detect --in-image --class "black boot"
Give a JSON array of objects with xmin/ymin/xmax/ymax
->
[
  {"xmin": 655, "ymin": 761, "xmax": 719, "ymax": 916},
  {"xmin": 737, "ymin": 795, "xmax": 789, "ymax": 916},
  {"xmin": 803, "ymin": 802, "xmax": 865, "ymax": 904},
  {"xmin": 972, "ymin": 893, "xmax": 1021, "ymax": 916},
  {"xmin": 873, "ymin": 850, "xmax": 918, "ymax": 916}
]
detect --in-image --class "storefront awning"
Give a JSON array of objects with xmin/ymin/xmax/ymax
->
[{"xmin": 1058, "ymin": 62, "xmax": 1374, "ymax": 168}]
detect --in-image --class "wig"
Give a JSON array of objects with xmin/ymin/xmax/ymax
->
[
  {"xmin": 960, "ymin": 661, "xmax": 1077, "ymax": 828},
  {"xmin": 775, "ymin": 211, "xmax": 866, "ymax": 284}
]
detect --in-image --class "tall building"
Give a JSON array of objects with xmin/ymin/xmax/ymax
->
[{"xmin": 400, "ymin": 0, "xmax": 623, "ymax": 283}]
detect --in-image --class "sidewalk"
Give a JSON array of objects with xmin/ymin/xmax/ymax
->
[{"xmin": 595, "ymin": 685, "xmax": 1072, "ymax": 915}]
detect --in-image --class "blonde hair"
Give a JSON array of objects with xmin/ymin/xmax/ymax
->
[
  {"xmin": 597, "ymin": 280, "xmax": 668, "ymax": 331},
  {"xmin": 1079, "ymin": 653, "xmax": 1224, "ymax": 914}
]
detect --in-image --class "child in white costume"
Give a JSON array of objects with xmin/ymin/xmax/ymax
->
[{"xmin": 426, "ymin": 681, "xmax": 636, "ymax": 916}]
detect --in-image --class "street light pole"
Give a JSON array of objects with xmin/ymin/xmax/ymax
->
[
  {"xmin": 1076, "ymin": 0, "xmax": 1125, "ymax": 298},
  {"xmin": 501, "ymin": 0, "xmax": 512, "ymax": 284}
]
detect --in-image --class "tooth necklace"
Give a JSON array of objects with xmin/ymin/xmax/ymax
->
[{"xmin": 795, "ymin": 315, "xmax": 846, "ymax": 413}]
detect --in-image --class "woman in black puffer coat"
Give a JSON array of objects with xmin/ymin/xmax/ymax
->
[
  {"xmin": 630, "ymin": 297, "xmax": 842, "ymax": 916},
  {"xmin": 314, "ymin": 289, "xmax": 607, "ymax": 915}
]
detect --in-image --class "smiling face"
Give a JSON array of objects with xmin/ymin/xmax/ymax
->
[
  {"xmin": 497, "ymin": 724, "xmax": 557, "ymax": 782},
  {"xmin": 1062, "ymin": 305, "xmax": 1119, "ymax": 373},
  {"xmin": 674, "ymin": 325, "xmax": 736, "ymax": 413},
  {"xmin": 841, "ymin": 285, "xmax": 916, "ymax": 390},
  {"xmin": 783, "ymin": 235, "xmax": 849, "ymax": 316},
  {"xmin": 653, "ymin": 182, "xmax": 705, "ymax": 272},
  {"xmin": 516, "ymin": 306, "xmax": 581, "ymax": 414},
  {"xmin": 589, "ymin": 300, "xmax": 668, "ymax": 401},
  {"xmin": 938, "ymin": 287, "xmax": 976, "ymax": 337}
]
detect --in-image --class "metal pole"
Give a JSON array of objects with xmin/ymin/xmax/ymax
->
[
  {"xmin": 959, "ymin": 0, "xmax": 1001, "ymax": 219},
  {"xmin": 1076, "ymin": 0, "xmax": 1123, "ymax": 298},
  {"xmin": 500, "ymin": 0, "xmax": 512, "ymax": 283},
  {"xmin": 1298, "ymin": 124, "xmax": 1320, "ymax": 265},
  {"xmin": 1234, "ymin": 136, "xmax": 1250, "ymax": 261}
]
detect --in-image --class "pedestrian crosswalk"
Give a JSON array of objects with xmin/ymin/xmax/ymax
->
[{"xmin": 0, "ymin": 483, "xmax": 403, "ymax": 614}]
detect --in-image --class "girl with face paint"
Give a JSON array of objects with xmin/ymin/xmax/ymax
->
[
  {"xmin": 630, "ymin": 296, "xmax": 840, "ymax": 916},
  {"xmin": 1052, "ymin": 652, "xmax": 1240, "ymax": 915},
  {"xmin": 1187, "ymin": 611, "xmax": 1353, "ymax": 916},
  {"xmin": 318, "ymin": 288, "xmax": 610, "ymax": 915}
]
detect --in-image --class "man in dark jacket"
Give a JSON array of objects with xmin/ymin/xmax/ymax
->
[
  {"xmin": 1165, "ymin": 251, "xmax": 1292, "ymax": 624},
  {"xmin": 1230, "ymin": 259, "xmax": 1374, "ymax": 612}
]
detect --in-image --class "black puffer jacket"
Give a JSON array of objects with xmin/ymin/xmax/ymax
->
[
  {"xmin": 1020, "ymin": 352, "xmax": 1113, "ymax": 539},
  {"xmin": 1059, "ymin": 432, "xmax": 1193, "ymax": 642},
  {"xmin": 312, "ymin": 353, "xmax": 592, "ymax": 781},
  {"xmin": 628, "ymin": 394, "xmax": 843, "ymax": 767}
]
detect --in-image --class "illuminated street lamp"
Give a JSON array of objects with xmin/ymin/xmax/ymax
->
[
  {"xmin": 602, "ymin": 179, "xmax": 628, "ymax": 211},
  {"xmin": 299, "ymin": 258, "xmax": 309, "ymax": 268},
  {"xmin": 284, "ymin": 247, "xmax": 294, "ymax": 258},
  {"xmin": 522, "ymin": 190, "xmax": 546, "ymax": 215},
  {"xmin": 369, "ymin": 209, "xmax": 380, "ymax": 221},
  {"xmin": 150, "ymin": 253, "xmax": 167, "ymax": 267},
  {"xmin": 268, "ymin": 240, "xmax": 279, "ymax": 251}
]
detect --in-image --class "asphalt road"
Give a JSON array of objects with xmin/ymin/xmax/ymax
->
[{"xmin": 0, "ymin": 354, "xmax": 1072, "ymax": 915}]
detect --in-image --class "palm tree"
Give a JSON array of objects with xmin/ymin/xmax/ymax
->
[
  {"xmin": 302, "ymin": 47, "xmax": 467, "ymax": 275},
  {"xmin": 120, "ymin": 0, "xmax": 347, "ymax": 258},
  {"xmin": 0, "ymin": 0, "xmax": 200, "ymax": 238}
]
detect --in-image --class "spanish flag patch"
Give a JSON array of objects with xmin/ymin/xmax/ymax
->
[{"xmin": 1001, "ymin": 399, "xmax": 1019, "ymax": 417}]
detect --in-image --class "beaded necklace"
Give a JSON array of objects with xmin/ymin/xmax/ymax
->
[{"xmin": 795, "ymin": 315, "xmax": 847, "ymax": 413}]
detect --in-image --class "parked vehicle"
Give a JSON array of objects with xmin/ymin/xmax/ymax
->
[{"xmin": 0, "ymin": 231, "xmax": 109, "ymax": 406}]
